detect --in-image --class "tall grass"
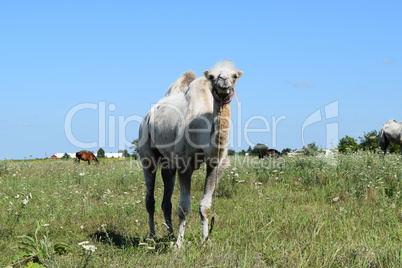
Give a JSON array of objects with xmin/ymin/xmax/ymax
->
[{"xmin": 0, "ymin": 152, "xmax": 401, "ymax": 267}]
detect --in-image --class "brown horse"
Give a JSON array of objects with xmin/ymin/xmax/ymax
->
[
  {"xmin": 76, "ymin": 152, "xmax": 99, "ymax": 165},
  {"xmin": 259, "ymin": 149, "xmax": 281, "ymax": 159}
]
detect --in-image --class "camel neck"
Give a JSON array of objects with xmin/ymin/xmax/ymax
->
[{"xmin": 213, "ymin": 103, "xmax": 231, "ymax": 160}]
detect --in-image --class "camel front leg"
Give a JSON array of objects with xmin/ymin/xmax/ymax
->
[
  {"xmin": 199, "ymin": 160, "xmax": 225, "ymax": 245},
  {"xmin": 176, "ymin": 167, "xmax": 193, "ymax": 248}
]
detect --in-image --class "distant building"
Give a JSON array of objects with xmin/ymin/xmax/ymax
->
[
  {"xmin": 103, "ymin": 153, "xmax": 123, "ymax": 158},
  {"xmin": 287, "ymin": 150, "xmax": 304, "ymax": 157},
  {"xmin": 50, "ymin": 152, "xmax": 124, "ymax": 159},
  {"xmin": 50, "ymin": 153, "xmax": 76, "ymax": 159}
]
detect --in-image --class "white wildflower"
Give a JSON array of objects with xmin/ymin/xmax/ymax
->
[
  {"xmin": 82, "ymin": 244, "xmax": 97, "ymax": 252},
  {"xmin": 78, "ymin": 241, "xmax": 89, "ymax": 245},
  {"xmin": 332, "ymin": 196, "xmax": 340, "ymax": 202},
  {"xmin": 14, "ymin": 194, "xmax": 20, "ymax": 199},
  {"xmin": 79, "ymin": 172, "xmax": 85, "ymax": 176},
  {"xmin": 22, "ymin": 198, "xmax": 29, "ymax": 205},
  {"xmin": 340, "ymin": 207, "xmax": 348, "ymax": 213},
  {"xmin": 42, "ymin": 223, "xmax": 50, "ymax": 227},
  {"xmin": 390, "ymin": 203, "xmax": 396, "ymax": 209}
]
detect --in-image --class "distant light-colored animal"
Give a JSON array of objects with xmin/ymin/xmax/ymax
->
[
  {"xmin": 138, "ymin": 61, "xmax": 243, "ymax": 247},
  {"xmin": 379, "ymin": 120, "xmax": 402, "ymax": 155},
  {"xmin": 76, "ymin": 152, "xmax": 99, "ymax": 165}
]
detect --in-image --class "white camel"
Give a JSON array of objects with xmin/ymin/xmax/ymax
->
[
  {"xmin": 138, "ymin": 61, "xmax": 243, "ymax": 247},
  {"xmin": 379, "ymin": 119, "xmax": 402, "ymax": 155}
]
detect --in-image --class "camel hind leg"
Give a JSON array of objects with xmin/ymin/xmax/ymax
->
[
  {"xmin": 176, "ymin": 165, "xmax": 193, "ymax": 248},
  {"xmin": 379, "ymin": 129, "xmax": 390, "ymax": 155},
  {"xmin": 140, "ymin": 149, "xmax": 162, "ymax": 238},
  {"xmin": 143, "ymin": 162, "xmax": 158, "ymax": 237},
  {"xmin": 381, "ymin": 138, "xmax": 389, "ymax": 155},
  {"xmin": 161, "ymin": 158, "xmax": 176, "ymax": 236}
]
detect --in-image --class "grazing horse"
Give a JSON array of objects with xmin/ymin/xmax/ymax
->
[
  {"xmin": 379, "ymin": 120, "xmax": 402, "ymax": 155},
  {"xmin": 259, "ymin": 149, "xmax": 281, "ymax": 159},
  {"xmin": 139, "ymin": 61, "xmax": 243, "ymax": 247},
  {"xmin": 76, "ymin": 152, "xmax": 99, "ymax": 165}
]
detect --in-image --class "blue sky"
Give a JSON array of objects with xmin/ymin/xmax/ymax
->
[{"xmin": 1, "ymin": 1, "xmax": 401, "ymax": 159}]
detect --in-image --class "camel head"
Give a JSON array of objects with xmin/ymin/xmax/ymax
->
[{"xmin": 203, "ymin": 61, "xmax": 243, "ymax": 105}]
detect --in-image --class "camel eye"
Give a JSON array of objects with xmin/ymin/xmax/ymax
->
[
  {"xmin": 209, "ymin": 74, "xmax": 214, "ymax": 80},
  {"xmin": 232, "ymin": 74, "xmax": 238, "ymax": 79}
]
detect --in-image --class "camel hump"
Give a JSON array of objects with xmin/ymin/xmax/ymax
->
[
  {"xmin": 181, "ymin": 71, "xmax": 196, "ymax": 86},
  {"xmin": 165, "ymin": 71, "xmax": 196, "ymax": 96}
]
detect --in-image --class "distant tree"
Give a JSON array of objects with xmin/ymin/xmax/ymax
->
[
  {"xmin": 246, "ymin": 146, "xmax": 252, "ymax": 154},
  {"xmin": 281, "ymin": 148, "xmax": 292, "ymax": 155},
  {"xmin": 251, "ymin": 144, "xmax": 268, "ymax": 156},
  {"xmin": 302, "ymin": 142, "xmax": 320, "ymax": 156},
  {"xmin": 119, "ymin": 149, "xmax": 130, "ymax": 157},
  {"xmin": 358, "ymin": 130, "xmax": 379, "ymax": 152},
  {"xmin": 227, "ymin": 149, "xmax": 235, "ymax": 156},
  {"xmin": 387, "ymin": 143, "xmax": 401, "ymax": 154},
  {"xmin": 338, "ymin": 136, "xmax": 359, "ymax": 153},
  {"xmin": 97, "ymin": 148, "xmax": 105, "ymax": 158},
  {"xmin": 61, "ymin": 153, "xmax": 70, "ymax": 160},
  {"xmin": 131, "ymin": 139, "xmax": 139, "ymax": 155}
]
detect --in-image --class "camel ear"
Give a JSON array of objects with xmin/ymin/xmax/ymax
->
[
  {"xmin": 203, "ymin": 70, "xmax": 214, "ymax": 80},
  {"xmin": 236, "ymin": 71, "xmax": 243, "ymax": 79}
]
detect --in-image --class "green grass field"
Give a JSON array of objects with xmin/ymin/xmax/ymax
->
[{"xmin": 1, "ymin": 152, "xmax": 401, "ymax": 267}]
